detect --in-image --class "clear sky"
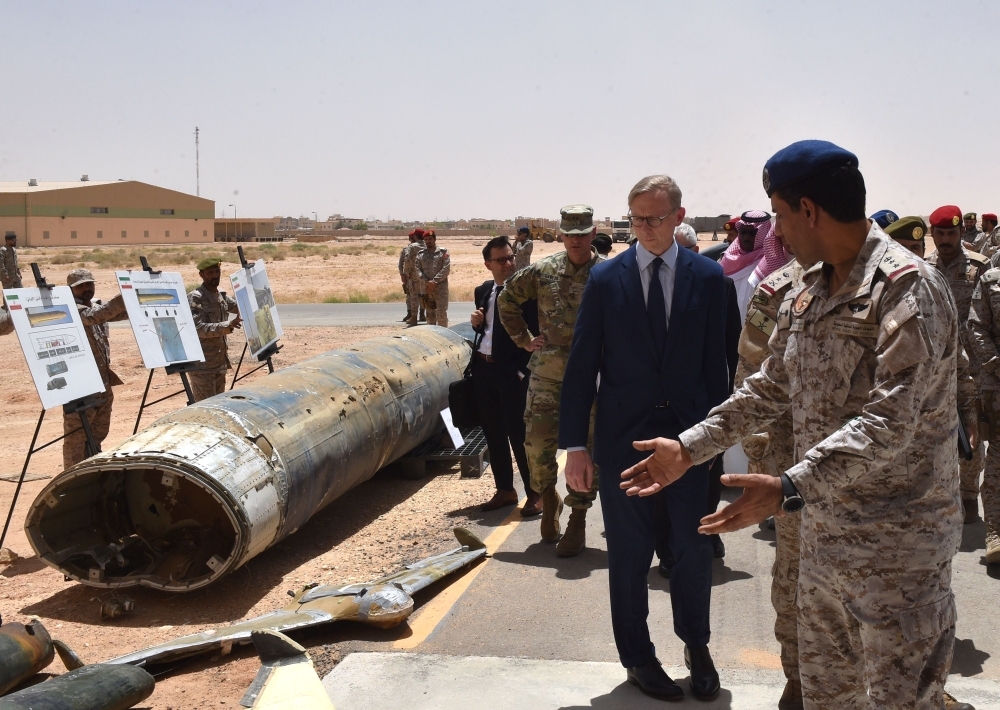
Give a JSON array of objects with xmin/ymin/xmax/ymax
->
[{"xmin": 2, "ymin": 1, "xmax": 998, "ymax": 222}]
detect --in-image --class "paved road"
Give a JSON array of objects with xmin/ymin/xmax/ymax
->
[{"xmin": 320, "ymin": 468, "xmax": 1000, "ymax": 708}]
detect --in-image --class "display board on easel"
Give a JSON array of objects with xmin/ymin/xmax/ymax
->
[{"xmin": 229, "ymin": 247, "xmax": 281, "ymax": 387}]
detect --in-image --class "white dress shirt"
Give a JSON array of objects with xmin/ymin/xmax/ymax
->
[
  {"xmin": 635, "ymin": 239, "xmax": 678, "ymax": 325},
  {"xmin": 477, "ymin": 282, "xmax": 501, "ymax": 356}
]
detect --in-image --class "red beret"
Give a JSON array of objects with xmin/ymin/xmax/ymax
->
[
  {"xmin": 723, "ymin": 218, "xmax": 739, "ymax": 231},
  {"xmin": 984, "ymin": 213, "xmax": 998, "ymax": 222},
  {"xmin": 929, "ymin": 205, "xmax": 962, "ymax": 229},
  {"xmin": 408, "ymin": 228, "xmax": 426, "ymax": 238}
]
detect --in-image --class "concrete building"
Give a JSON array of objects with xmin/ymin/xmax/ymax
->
[
  {"xmin": 214, "ymin": 218, "xmax": 279, "ymax": 242},
  {"xmin": 0, "ymin": 178, "xmax": 214, "ymax": 247}
]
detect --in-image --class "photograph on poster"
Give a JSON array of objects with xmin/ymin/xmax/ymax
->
[
  {"xmin": 230, "ymin": 259, "xmax": 282, "ymax": 358},
  {"xmin": 3, "ymin": 286, "xmax": 105, "ymax": 409},
  {"xmin": 115, "ymin": 270, "xmax": 204, "ymax": 369}
]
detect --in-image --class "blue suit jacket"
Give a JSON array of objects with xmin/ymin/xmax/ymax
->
[{"xmin": 558, "ymin": 244, "xmax": 731, "ymax": 474}]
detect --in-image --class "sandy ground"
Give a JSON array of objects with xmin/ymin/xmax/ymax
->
[
  {"xmin": 11, "ymin": 235, "xmax": 725, "ymax": 307},
  {"xmin": 0, "ymin": 323, "xmax": 501, "ymax": 709}
]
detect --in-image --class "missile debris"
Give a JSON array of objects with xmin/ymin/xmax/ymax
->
[
  {"xmin": 24, "ymin": 326, "xmax": 470, "ymax": 592},
  {"xmin": 99, "ymin": 596, "xmax": 136, "ymax": 621},
  {"xmin": 106, "ymin": 527, "xmax": 487, "ymax": 667},
  {"xmin": 0, "ymin": 620, "xmax": 55, "ymax": 696},
  {"xmin": 0, "ymin": 664, "xmax": 154, "ymax": 710},
  {"xmin": 239, "ymin": 630, "xmax": 335, "ymax": 710}
]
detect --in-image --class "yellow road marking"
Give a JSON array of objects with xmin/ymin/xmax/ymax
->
[
  {"xmin": 395, "ymin": 452, "xmax": 565, "ymax": 649},
  {"xmin": 393, "ymin": 499, "xmax": 527, "ymax": 649}
]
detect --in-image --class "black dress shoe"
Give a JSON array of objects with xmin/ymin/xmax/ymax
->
[
  {"xmin": 657, "ymin": 552, "xmax": 675, "ymax": 578},
  {"xmin": 711, "ymin": 534, "xmax": 725, "ymax": 558},
  {"xmin": 626, "ymin": 658, "xmax": 684, "ymax": 701},
  {"xmin": 684, "ymin": 645, "xmax": 720, "ymax": 699}
]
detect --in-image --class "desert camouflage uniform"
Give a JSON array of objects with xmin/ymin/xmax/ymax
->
[
  {"xmin": 0, "ymin": 244, "xmax": 22, "ymax": 289},
  {"xmin": 189, "ymin": 285, "xmax": 238, "ymax": 402},
  {"xmin": 416, "ymin": 245, "xmax": 450, "ymax": 327},
  {"xmin": 680, "ymin": 227, "xmax": 962, "ymax": 709},
  {"xmin": 926, "ymin": 246, "xmax": 990, "ymax": 503},
  {"xmin": 64, "ymin": 294, "xmax": 128, "ymax": 469},
  {"xmin": 734, "ymin": 260, "xmax": 804, "ymax": 687},
  {"xmin": 499, "ymin": 249, "xmax": 602, "ymax": 508},
  {"xmin": 966, "ymin": 268, "xmax": 1000, "ymax": 558},
  {"xmin": 402, "ymin": 237, "xmax": 426, "ymax": 324},
  {"xmin": 962, "ymin": 228, "xmax": 984, "ymax": 252},
  {"xmin": 513, "ymin": 238, "xmax": 533, "ymax": 272},
  {"xmin": 0, "ymin": 303, "xmax": 13, "ymax": 336},
  {"xmin": 981, "ymin": 227, "xmax": 1000, "ymax": 260}
]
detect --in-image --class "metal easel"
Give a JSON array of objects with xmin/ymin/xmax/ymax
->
[
  {"xmin": 130, "ymin": 256, "xmax": 200, "ymax": 434},
  {"xmin": 1, "ymin": 264, "xmax": 102, "ymax": 551},
  {"xmin": 229, "ymin": 246, "xmax": 280, "ymax": 389}
]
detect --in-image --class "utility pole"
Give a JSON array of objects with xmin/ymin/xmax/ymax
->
[{"xmin": 194, "ymin": 127, "xmax": 200, "ymax": 196}]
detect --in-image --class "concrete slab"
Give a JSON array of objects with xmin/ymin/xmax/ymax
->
[{"xmin": 323, "ymin": 652, "xmax": 1000, "ymax": 709}]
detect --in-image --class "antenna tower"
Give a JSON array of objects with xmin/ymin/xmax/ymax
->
[{"xmin": 194, "ymin": 127, "xmax": 200, "ymax": 196}]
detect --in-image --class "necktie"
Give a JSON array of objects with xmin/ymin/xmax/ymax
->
[
  {"xmin": 647, "ymin": 257, "xmax": 667, "ymax": 357},
  {"xmin": 492, "ymin": 284, "xmax": 503, "ymax": 335}
]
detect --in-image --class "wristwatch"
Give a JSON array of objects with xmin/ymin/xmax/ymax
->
[{"xmin": 780, "ymin": 474, "xmax": 805, "ymax": 513}]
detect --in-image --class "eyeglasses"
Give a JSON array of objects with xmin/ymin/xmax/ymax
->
[
  {"xmin": 628, "ymin": 208, "xmax": 678, "ymax": 228},
  {"xmin": 489, "ymin": 256, "xmax": 515, "ymax": 265}
]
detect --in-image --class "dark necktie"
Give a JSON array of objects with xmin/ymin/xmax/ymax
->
[
  {"xmin": 647, "ymin": 257, "xmax": 667, "ymax": 357},
  {"xmin": 491, "ymin": 284, "xmax": 503, "ymax": 336}
]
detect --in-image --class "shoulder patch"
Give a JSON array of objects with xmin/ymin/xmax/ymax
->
[{"xmin": 878, "ymin": 249, "xmax": 919, "ymax": 282}]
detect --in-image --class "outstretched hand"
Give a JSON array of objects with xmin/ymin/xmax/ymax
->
[
  {"xmin": 619, "ymin": 438, "xmax": 693, "ymax": 496},
  {"xmin": 698, "ymin": 474, "xmax": 783, "ymax": 534}
]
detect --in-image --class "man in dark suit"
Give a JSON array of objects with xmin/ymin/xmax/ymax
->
[
  {"xmin": 559, "ymin": 175, "xmax": 731, "ymax": 701},
  {"xmin": 471, "ymin": 236, "xmax": 541, "ymax": 514}
]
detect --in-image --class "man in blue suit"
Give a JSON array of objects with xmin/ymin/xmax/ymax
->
[{"xmin": 559, "ymin": 175, "xmax": 731, "ymax": 701}]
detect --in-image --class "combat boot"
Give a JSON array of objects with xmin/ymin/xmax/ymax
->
[
  {"xmin": 540, "ymin": 486, "xmax": 563, "ymax": 543},
  {"xmin": 964, "ymin": 497, "xmax": 980, "ymax": 524},
  {"xmin": 943, "ymin": 690, "xmax": 976, "ymax": 709},
  {"xmin": 556, "ymin": 508, "xmax": 587, "ymax": 557},
  {"xmin": 986, "ymin": 527, "xmax": 1000, "ymax": 565},
  {"xmin": 777, "ymin": 678, "xmax": 804, "ymax": 709}
]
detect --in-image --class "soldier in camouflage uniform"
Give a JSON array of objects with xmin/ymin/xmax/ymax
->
[
  {"xmin": 734, "ymin": 260, "xmax": 805, "ymax": 708},
  {"xmin": 513, "ymin": 226, "xmax": 533, "ymax": 271},
  {"xmin": 0, "ymin": 302, "xmax": 13, "ymax": 336},
  {"xmin": 978, "ymin": 214, "xmax": 1000, "ymax": 259},
  {"xmin": 400, "ymin": 229, "xmax": 426, "ymax": 324},
  {"xmin": 63, "ymin": 268, "xmax": 128, "ymax": 468},
  {"xmin": 499, "ymin": 205, "xmax": 602, "ymax": 557},
  {"xmin": 189, "ymin": 258, "xmax": 241, "ymax": 402},
  {"xmin": 622, "ymin": 142, "xmax": 964, "ymax": 709},
  {"xmin": 925, "ymin": 205, "xmax": 991, "ymax": 523},
  {"xmin": 415, "ymin": 231, "xmax": 450, "ymax": 327},
  {"xmin": 961, "ymin": 212, "xmax": 984, "ymax": 251},
  {"xmin": 966, "ymin": 266, "xmax": 1000, "ymax": 566},
  {"xmin": 0, "ymin": 234, "xmax": 23, "ymax": 289}
]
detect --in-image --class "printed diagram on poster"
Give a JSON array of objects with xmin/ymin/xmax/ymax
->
[
  {"xmin": 3, "ymin": 286, "xmax": 105, "ymax": 409},
  {"xmin": 230, "ymin": 259, "xmax": 283, "ymax": 357},
  {"xmin": 115, "ymin": 270, "xmax": 205, "ymax": 369}
]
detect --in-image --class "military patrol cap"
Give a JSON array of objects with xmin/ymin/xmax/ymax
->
[
  {"xmin": 884, "ymin": 216, "xmax": 927, "ymax": 242},
  {"xmin": 983, "ymin": 213, "xmax": 998, "ymax": 222},
  {"xmin": 929, "ymin": 205, "xmax": 962, "ymax": 229},
  {"xmin": 197, "ymin": 257, "xmax": 222, "ymax": 271},
  {"xmin": 559, "ymin": 205, "xmax": 595, "ymax": 235},
  {"xmin": 963, "ymin": 212, "xmax": 977, "ymax": 220},
  {"xmin": 762, "ymin": 140, "xmax": 859, "ymax": 197},
  {"xmin": 870, "ymin": 210, "xmax": 898, "ymax": 229},
  {"xmin": 67, "ymin": 268, "xmax": 96, "ymax": 287}
]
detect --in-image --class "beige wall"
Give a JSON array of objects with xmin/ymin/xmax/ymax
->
[{"xmin": 0, "ymin": 216, "xmax": 212, "ymax": 247}]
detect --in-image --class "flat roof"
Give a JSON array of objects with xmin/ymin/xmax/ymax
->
[{"xmin": 0, "ymin": 181, "xmax": 117, "ymax": 193}]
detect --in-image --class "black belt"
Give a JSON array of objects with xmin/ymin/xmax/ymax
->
[{"xmin": 475, "ymin": 351, "xmax": 495, "ymax": 363}]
